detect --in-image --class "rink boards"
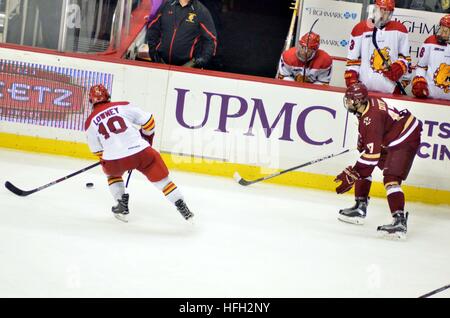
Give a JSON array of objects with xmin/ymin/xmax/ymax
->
[{"xmin": 0, "ymin": 45, "xmax": 449, "ymax": 205}]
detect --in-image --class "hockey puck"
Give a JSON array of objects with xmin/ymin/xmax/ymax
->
[{"xmin": 86, "ymin": 182, "xmax": 94, "ymax": 188}]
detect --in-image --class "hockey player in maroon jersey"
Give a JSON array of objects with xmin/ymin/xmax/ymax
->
[
  {"xmin": 278, "ymin": 32, "xmax": 333, "ymax": 85},
  {"xmin": 412, "ymin": 14, "xmax": 449, "ymax": 100},
  {"xmin": 334, "ymin": 83, "xmax": 422, "ymax": 240},
  {"xmin": 345, "ymin": 0, "xmax": 411, "ymax": 94},
  {"xmin": 85, "ymin": 84, "xmax": 194, "ymax": 222}
]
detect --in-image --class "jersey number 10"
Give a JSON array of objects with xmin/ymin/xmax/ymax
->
[{"xmin": 98, "ymin": 116, "xmax": 128, "ymax": 140}]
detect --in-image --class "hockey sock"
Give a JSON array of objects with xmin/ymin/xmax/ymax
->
[
  {"xmin": 386, "ymin": 183, "xmax": 405, "ymax": 213},
  {"xmin": 153, "ymin": 176, "xmax": 183, "ymax": 204},
  {"xmin": 108, "ymin": 176, "xmax": 125, "ymax": 201},
  {"xmin": 355, "ymin": 176, "xmax": 372, "ymax": 198}
]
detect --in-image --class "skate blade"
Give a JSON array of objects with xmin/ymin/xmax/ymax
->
[
  {"xmin": 338, "ymin": 215, "xmax": 365, "ymax": 225},
  {"xmin": 114, "ymin": 214, "xmax": 129, "ymax": 223},
  {"xmin": 376, "ymin": 230, "xmax": 406, "ymax": 241}
]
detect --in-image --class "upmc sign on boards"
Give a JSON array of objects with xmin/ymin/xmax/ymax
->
[{"xmin": 298, "ymin": 0, "xmax": 363, "ymax": 58}]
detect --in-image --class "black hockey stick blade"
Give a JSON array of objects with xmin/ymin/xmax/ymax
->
[
  {"xmin": 4, "ymin": 181, "xmax": 37, "ymax": 197},
  {"xmin": 418, "ymin": 283, "xmax": 450, "ymax": 298},
  {"xmin": 233, "ymin": 172, "xmax": 253, "ymax": 186}
]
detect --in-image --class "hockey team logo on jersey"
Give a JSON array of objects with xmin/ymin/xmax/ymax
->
[
  {"xmin": 370, "ymin": 47, "xmax": 391, "ymax": 73},
  {"xmin": 186, "ymin": 13, "xmax": 196, "ymax": 23},
  {"xmin": 433, "ymin": 63, "xmax": 449, "ymax": 93},
  {"xmin": 363, "ymin": 117, "xmax": 371, "ymax": 126}
]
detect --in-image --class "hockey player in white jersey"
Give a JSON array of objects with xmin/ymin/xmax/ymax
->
[
  {"xmin": 412, "ymin": 14, "xmax": 449, "ymax": 101},
  {"xmin": 344, "ymin": 0, "xmax": 411, "ymax": 95},
  {"xmin": 85, "ymin": 84, "xmax": 194, "ymax": 222},
  {"xmin": 278, "ymin": 31, "xmax": 333, "ymax": 85}
]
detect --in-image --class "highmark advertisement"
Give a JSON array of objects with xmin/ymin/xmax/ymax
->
[{"xmin": 298, "ymin": 0, "xmax": 363, "ymax": 58}]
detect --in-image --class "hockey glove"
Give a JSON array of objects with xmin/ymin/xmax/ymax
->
[
  {"xmin": 382, "ymin": 61, "xmax": 407, "ymax": 82},
  {"xmin": 411, "ymin": 76, "xmax": 429, "ymax": 98},
  {"xmin": 140, "ymin": 129, "xmax": 154, "ymax": 146},
  {"xmin": 334, "ymin": 166, "xmax": 360, "ymax": 194},
  {"xmin": 344, "ymin": 70, "xmax": 359, "ymax": 87},
  {"xmin": 149, "ymin": 51, "xmax": 163, "ymax": 64}
]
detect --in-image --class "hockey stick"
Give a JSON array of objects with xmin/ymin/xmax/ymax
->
[
  {"xmin": 233, "ymin": 148, "xmax": 352, "ymax": 186},
  {"xmin": 302, "ymin": 18, "xmax": 319, "ymax": 83},
  {"xmin": 275, "ymin": 0, "xmax": 301, "ymax": 78},
  {"xmin": 125, "ymin": 169, "xmax": 133, "ymax": 188},
  {"xmin": 418, "ymin": 284, "xmax": 450, "ymax": 298},
  {"xmin": 372, "ymin": 27, "xmax": 407, "ymax": 95},
  {"xmin": 4, "ymin": 161, "xmax": 101, "ymax": 197}
]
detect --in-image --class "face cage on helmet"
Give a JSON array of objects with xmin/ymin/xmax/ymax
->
[
  {"xmin": 437, "ymin": 25, "xmax": 450, "ymax": 44},
  {"xmin": 343, "ymin": 96, "xmax": 364, "ymax": 116},
  {"xmin": 296, "ymin": 45, "xmax": 317, "ymax": 62},
  {"xmin": 373, "ymin": 6, "xmax": 393, "ymax": 28}
]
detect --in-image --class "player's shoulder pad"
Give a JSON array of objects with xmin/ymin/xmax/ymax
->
[
  {"xmin": 311, "ymin": 50, "xmax": 333, "ymax": 69},
  {"xmin": 351, "ymin": 21, "xmax": 372, "ymax": 37},
  {"xmin": 84, "ymin": 101, "xmax": 129, "ymax": 130},
  {"xmin": 424, "ymin": 35, "xmax": 444, "ymax": 46},
  {"xmin": 385, "ymin": 21, "xmax": 408, "ymax": 33},
  {"xmin": 282, "ymin": 47, "xmax": 300, "ymax": 66}
]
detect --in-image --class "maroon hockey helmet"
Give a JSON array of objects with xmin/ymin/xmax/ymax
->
[
  {"xmin": 89, "ymin": 84, "xmax": 110, "ymax": 105},
  {"xmin": 344, "ymin": 83, "xmax": 369, "ymax": 115}
]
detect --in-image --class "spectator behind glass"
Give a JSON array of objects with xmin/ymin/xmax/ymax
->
[{"xmin": 145, "ymin": 0, "xmax": 218, "ymax": 68}]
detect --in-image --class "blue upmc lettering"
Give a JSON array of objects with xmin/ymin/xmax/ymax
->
[
  {"xmin": 8, "ymin": 83, "xmax": 30, "ymax": 101},
  {"xmin": 53, "ymin": 89, "xmax": 72, "ymax": 107}
]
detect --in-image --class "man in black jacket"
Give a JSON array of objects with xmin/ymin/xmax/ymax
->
[{"xmin": 146, "ymin": 0, "xmax": 218, "ymax": 68}]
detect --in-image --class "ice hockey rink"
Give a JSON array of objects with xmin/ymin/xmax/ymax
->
[{"xmin": 1, "ymin": 148, "xmax": 449, "ymax": 298}]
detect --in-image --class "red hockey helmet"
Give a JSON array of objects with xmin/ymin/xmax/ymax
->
[
  {"xmin": 299, "ymin": 32, "xmax": 321, "ymax": 50},
  {"xmin": 375, "ymin": 0, "xmax": 395, "ymax": 11},
  {"xmin": 440, "ymin": 14, "xmax": 450, "ymax": 28},
  {"xmin": 89, "ymin": 84, "xmax": 110, "ymax": 105},
  {"xmin": 344, "ymin": 83, "xmax": 369, "ymax": 116}
]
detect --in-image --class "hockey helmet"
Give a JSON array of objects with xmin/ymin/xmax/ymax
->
[
  {"xmin": 375, "ymin": 0, "xmax": 395, "ymax": 11},
  {"xmin": 373, "ymin": 0, "xmax": 394, "ymax": 28},
  {"xmin": 89, "ymin": 84, "xmax": 110, "ymax": 105},
  {"xmin": 299, "ymin": 32, "xmax": 321, "ymax": 50},
  {"xmin": 441, "ymin": 14, "xmax": 450, "ymax": 28},
  {"xmin": 343, "ymin": 83, "xmax": 369, "ymax": 116},
  {"xmin": 297, "ymin": 32, "xmax": 320, "ymax": 62},
  {"xmin": 437, "ymin": 14, "xmax": 450, "ymax": 44}
]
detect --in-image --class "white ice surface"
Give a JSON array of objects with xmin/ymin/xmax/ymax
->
[{"xmin": 0, "ymin": 148, "xmax": 449, "ymax": 298}]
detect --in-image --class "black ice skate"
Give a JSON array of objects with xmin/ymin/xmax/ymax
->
[
  {"xmin": 112, "ymin": 193, "xmax": 129, "ymax": 223},
  {"xmin": 175, "ymin": 199, "xmax": 194, "ymax": 221},
  {"xmin": 377, "ymin": 211, "xmax": 408, "ymax": 240},
  {"xmin": 338, "ymin": 197, "xmax": 369, "ymax": 225}
]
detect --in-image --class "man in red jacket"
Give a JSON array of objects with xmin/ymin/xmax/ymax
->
[{"xmin": 334, "ymin": 83, "xmax": 422, "ymax": 240}]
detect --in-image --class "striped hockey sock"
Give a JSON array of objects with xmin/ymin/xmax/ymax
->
[
  {"xmin": 153, "ymin": 177, "xmax": 183, "ymax": 204},
  {"xmin": 108, "ymin": 176, "xmax": 125, "ymax": 201}
]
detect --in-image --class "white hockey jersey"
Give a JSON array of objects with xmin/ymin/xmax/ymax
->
[
  {"xmin": 85, "ymin": 101, "xmax": 154, "ymax": 160},
  {"xmin": 415, "ymin": 35, "xmax": 449, "ymax": 100},
  {"xmin": 346, "ymin": 20, "xmax": 411, "ymax": 94},
  {"xmin": 278, "ymin": 48, "xmax": 333, "ymax": 85}
]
